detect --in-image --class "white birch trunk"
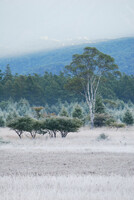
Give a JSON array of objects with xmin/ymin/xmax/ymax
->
[{"xmin": 85, "ymin": 76, "xmax": 95, "ymax": 129}]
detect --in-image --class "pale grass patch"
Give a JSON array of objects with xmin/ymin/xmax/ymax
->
[
  {"xmin": 0, "ymin": 127, "xmax": 134, "ymax": 199},
  {"xmin": 0, "ymin": 175, "xmax": 134, "ymax": 200},
  {"xmin": 0, "ymin": 127, "xmax": 134, "ymax": 153}
]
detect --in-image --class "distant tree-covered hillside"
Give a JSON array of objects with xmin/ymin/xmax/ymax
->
[{"xmin": 0, "ymin": 37, "xmax": 134, "ymax": 75}]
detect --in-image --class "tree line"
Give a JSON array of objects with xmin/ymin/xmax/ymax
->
[{"xmin": 0, "ymin": 65, "xmax": 133, "ymax": 106}]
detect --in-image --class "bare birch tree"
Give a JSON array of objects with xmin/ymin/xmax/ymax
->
[{"xmin": 65, "ymin": 47, "xmax": 118, "ymax": 128}]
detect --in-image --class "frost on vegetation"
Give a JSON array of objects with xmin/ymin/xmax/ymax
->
[
  {"xmin": 105, "ymin": 99, "xmax": 134, "ymax": 123},
  {"xmin": 0, "ymin": 99, "xmax": 89, "ymax": 126},
  {"xmin": 44, "ymin": 101, "xmax": 89, "ymax": 118},
  {"xmin": 122, "ymin": 110, "xmax": 134, "ymax": 125},
  {"xmin": 97, "ymin": 133, "xmax": 109, "ymax": 141},
  {"xmin": 0, "ymin": 98, "xmax": 34, "ymax": 126},
  {"xmin": 0, "ymin": 175, "xmax": 134, "ymax": 200},
  {"xmin": 0, "ymin": 98, "xmax": 134, "ymax": 128},
  {"xmin": 0, "ymin": 137, "xmax": 10, "ymax": 144}
]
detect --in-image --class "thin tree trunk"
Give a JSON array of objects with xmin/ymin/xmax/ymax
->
[
  {"xmin": 15, "ymin": 130, "xmax": 22, "ymax": 139},
  {"xmin": 85, "ymin": 91, "xmax": 94, "ymax": 129},
  {"xmin": 61, "ymin": 131, "xmax": 68, "ymax": 138},
  {"xmin": 48, "ymin": 130, "xmax": 53, "ymax": 138},
  {"xmin": 89, "ymin": 102, "xmax": 94, "ymax": 129},
  {"xmin": 90, "ymin": 112, "xmax": 94, "ymax": 129},
  {"xmin": 54, "ymin": 131, "xmax": 56, "ymax": 138},
  {"xmin": 30, "ymin": 132, "xmax": 36, "ymax": 138}
]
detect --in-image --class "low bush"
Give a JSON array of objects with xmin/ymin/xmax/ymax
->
[
  {"xmin": 72, "ymin": 104, "xmax": 83, "ymax": 119},
  {"xmin": 95, "ymin": 96, "xmax": 105, "ymax": 114},
  {"xmin": 59, "ymin": 107, "xmax": 69, "ymax": 117},
  {"xmin": 32, "ymin": 106, "xmax": 44, "ymax": 119},
  {"xmin": 0, "ymin": 116, "xmax": 5, "ymax": 127},
  {"xmin": 57, "ymin": 117, "xmax": 82, "ymax": 137},
  {"xmin": 7, "ymin": 116, "xmax": 36, "ymax": 138},
  {"xmin": 122, "ymin": 110, "xmax": 134, "ymax": 125},
  {"xmin": 109, "ymin": 122, "xmax": 126, "ymax": 128},
  {"xmin": 94, "ymin": 113, "xmax": 116, "ymax": 127},
  {"xmin": 97, "ymin": 133, "xmax": 108, "ymax": 140},
  {"xmin": 8, "ymin": 116, "xmax": 82, "ymax": 138},
  {"xmin": 6, "ymin": 112, "xmax": 18, "ymax": 125},
  {"xmin": 105, "ymin": 116, "xmax": 116, "ymax": 126},
  {"xmin": 94, "ymin": 113, "xmax": 107, "ymax": 127},
  {"xmin": 41, "ymin": 117, "xmax": 82, "ymax": 138},
  {"xmin": 0, "ymin": 137, "xmax": 10, "ymax": 144}
]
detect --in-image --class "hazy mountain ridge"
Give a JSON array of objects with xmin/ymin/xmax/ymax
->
[{"xmin": 0, "ymin": 37, "xmax": 134, "ymax": 75}]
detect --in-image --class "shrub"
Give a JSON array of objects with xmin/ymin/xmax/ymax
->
[
  {"xmin": 42, "ymin": 117, "xmax": 60, "ymax": 137},
  {"xmin": 109, "ymin": 122, "xmax": 126, "ymax": 128},
  {"xmin": 7, "ymin": 116, "xmax": 36, "ymax": 138},
  {"xmin": 0, "ymin": 116, "xmax": 5, "ymax": 127},
  {"xmin": 17, "ymin": 98, "xmax": 32, "ymax": 116},
  {"xmin": 0, "ymin": 101, "xmax": 9, "ymax": 110},
  {"xmin": 72, "ymin": 104, "xmax": 83, "ymax": 119},
  {"xmin": 94, "ymin": 113, "xmax": 107, "ymax": 127},
  {"xmin": 104, "ymin": 99, "xmax": 117, "ymax": 109},
  {"xmin": 105, "ymin": 116, "xmax": 116, "ymax": 126},
  {"xmin": 8, "ymin": 116, "xmax": 83, "ymax": 139},
  {"xmin": 97, "ymin": 133, "xmax": 108, "ymax": 140},
  {"xmin": 42, "ymin": 117, "xmax": 82, "ymax": 138},
  {"xmin": 0, "ymin": 137, "xmax": 10, "ymax": 144},
  {"xmin": 128, "ymin": 100, "xmax": 133, "ymax": 108},
  {"xmin": 123, "ymin": 110, "xmax": 134, "ymax": 125},
  {"xmin": 32, "ymin": 106, "xmax": 44, "ymax": 119},
  {"xmin": 94, "ymin": 113, "xmax": 116, "ymax": 127},
  {"xmin": 32, "ymin": 120, "xmax": 47, "ymax": 136},
  {"xmin": 57, "ymin": 117, "xmax": 82, "ymax": 137},
  {"xmin": 95, "ymin": 96, "xmax": 105, "ymax": 114},
  {"xmin": 59, "ymin": 107, "xmax": 69, "ymax": 117},
  {"xmin": 6, "ymin": 112, "xmax": 18, "ymax": 125}
]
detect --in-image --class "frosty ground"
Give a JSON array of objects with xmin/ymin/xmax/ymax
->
[{"xmin": 0, "ymin": 126, "xmax": 134, "ymax": 200}]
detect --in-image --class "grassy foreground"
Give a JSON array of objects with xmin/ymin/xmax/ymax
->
[
  {"xmin": 0, "ymin": 175, "xmax": 134, "ymax": 200},
  {"xmin": 0, "ymin": 126, "xmax": 134, "ymax": 199}
]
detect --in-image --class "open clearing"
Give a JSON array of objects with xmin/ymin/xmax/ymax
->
[{"xmin": 0, "ymin": 126, "xmax": 134, "ymax": 199}]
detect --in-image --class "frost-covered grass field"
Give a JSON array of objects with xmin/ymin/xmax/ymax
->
[
  {"xmin": 1, "ymin": 175, "xmax": 134, "ymax": 200},
  {"xmin": 0, "ymin": 126, "xmax": 134, "ymax": 200}
]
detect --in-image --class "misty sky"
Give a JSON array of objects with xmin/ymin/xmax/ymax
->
[{"xmin": 0, "ymin": 0, "xmax": 134, "ymax": 57}]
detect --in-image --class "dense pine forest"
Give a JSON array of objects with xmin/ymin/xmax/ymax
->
[{"xmin": 0, "ymin": 66, "xmax": 133, "ymax": 106}]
